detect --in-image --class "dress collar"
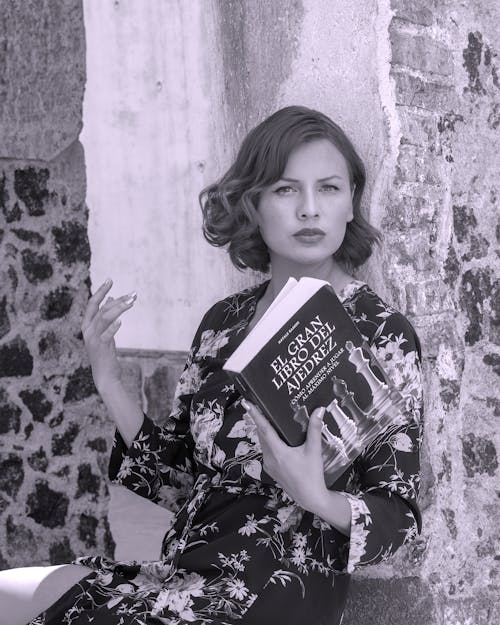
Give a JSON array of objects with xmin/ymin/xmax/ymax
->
[{"xmin": 242, "ymin": 277, "xmax": 367, "ymax": 325}]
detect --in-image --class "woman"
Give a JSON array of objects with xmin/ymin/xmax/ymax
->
[{"xmin": 2, "ymin": 106, "xmax": 423, "ymax": 624}]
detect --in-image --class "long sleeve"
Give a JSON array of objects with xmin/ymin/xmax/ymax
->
[
  {"xmin": 344, "ymin": 311, "xmax": 424, "ymax": 573},
  {"xmin": 108, "ymin": 305, "xmax": 216, "ymax": 510}
]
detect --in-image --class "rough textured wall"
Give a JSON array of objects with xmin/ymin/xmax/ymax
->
[
  {"xmin": 342, "ymin": 1, "xmax": 499, "ymax": 623},
  {"xmin": 82, "ymin": 0, "xmax": 384, "ymax": 351},
  {"xmin": 0, "ymin": 1, "xmax": 116, "ymax": 568}
]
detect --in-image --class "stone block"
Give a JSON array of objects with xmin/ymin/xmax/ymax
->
[
  {"xmin": 38, "ymin": 330, "xmax": 63, "ymax": 361},
  {"xmin": 463, "ymin": 31, "xmax": 487, "ymax": 96},
  {"xmin": 1, "ymin": 198, "xmax": 22, "ymax": 223},
  {"xmin": 6, "ymin": 515, "xmax": 37, "ymax": 559},
  {"xmin": 0, "ymin": 389, "xmax": 22, "ymax": 434},
  {"xmin": 11, "ymin": 228, "xmax": 45, "ymax": 245},
  {"xmin": 383, "ymin": 187, "xmax": 440, "ymax": 232},
  {"xmin": 459, "ymin": 268, "xmax": 492, "ymax": 346},
  {"xmin": 78, "ymin": 513, "xmax": 98, "ymax": 549},
  {"xmin": 444, "ymin": 594, "xmax": 500, "ymax": 625},
  {"xmin": 489, "ymin": 280, "xmax": 499, "ymax": 345},
  {"xmin": 75, "ymin": 463, "xmax": 101, "ymax": 500},
  {"xmin": 63, "ymin": 366, "xmax": 97, "ymax": 403},
  {"xmin": 27, "ymin": 447, "xmax": 49, "ymax": 473},
  {"xmin": 395, "ymin": 144, "xmax": 441, "ymax": 185},
  {"xmin": 86, "ymin": 437, "xmax": 108, "ymax": 453},
  {"xmin": 144, "ymin": 359, "xmax": 187, "ymax": 424},
  {"xmin": 51, "ymin": 422, "xmax": 80, "ymax": 456},
  {"xmin": 385, "ymin": 229, "xmax": 437, "ymax": 272},
  {"xmin": 40, "ymin": 286, "xmax": 74, "ymax": 320},
  {"xmin": 51, "ymin": 220, "xmax": 91, "ymax": 266},
  {"xmin": 0, "ymin": 454, "xmax": 24, "ymax": 498},
  {"xmin": 0, "ymin": 0, "xmax": 85, "ymax": 160},
  {"xmin": 13, "ymin": 167, "xmax": 50, "ymax": 216},
  {"xmin": 391, "ymin": 30, "xmax": 453, "ymax": 76},
  {"xmin": 393, "ymin": 72, "xmax": 457, "ymax": 112},
  {"xmin": 443, "ymin": 243, "xmax": 459, "ymax": 287},
  {"xmin": 343, "ymin": 577, "xmax": 436, "ymax": 625},
  {"xmin": 405, "ymin": 279, "xmax": 454, "ymax": 316},
  {"xmin": 21, "ymin": 249, "xmax": 53, "ymax": 283},
  {"xmin": 437, "ymin": 112, "xmax": 465, "ymax": 134},
  {"xmin": 452, "ymin": 204, "xmax": 490, "ymax": 260},
  {"xmin": 398, "ymin": 109, "xmax": 438, "ymax": 148},
  {"xmin": 441, "ymin": 507, "xmax": 458, "ymax": 539},
  {"xmin": 0, "ymin": 336, "xmax": 33, "ymax": 377},
  {"xmin": 0, "ymin": 296, "xmax": 11, "ymax": 339},
  {"xmin": 26, "ymin": 480, "xmax": 69, "ymax": 528},
  {"xmin": 117, "ymin": 359, "xmax": 143, "ymax": 409},
  {"xmin": 49, "ymin": 537, "xmax": 76, "ymax": 565},
  {"xmin": 462, "ymin": 433, "xmax": 498, "ymax": 478},
  {"xmin": 390, "ymin": 0, "xmax": 434, "ymax": 26},
  {"xmin": 19, "ymin": 388, "xmax": 53, "ymax": 422}
]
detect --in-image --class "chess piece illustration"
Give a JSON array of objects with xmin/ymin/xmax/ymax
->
[
  {"xmin": 321, "ymin": 425, "xmax": 349, "ymax": 466},
  {"xmin": 345, "ymin": 340, "xmax": 388, "ymax": 409},
  {"xmin": 331, "ymin": 376, "xmax": 371, "ymax": 426},
  {"xmin": 325, "ymin": 396, "xmax": 362, "ymax": 455}
]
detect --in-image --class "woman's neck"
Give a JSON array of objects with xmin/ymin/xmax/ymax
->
[{"xmin": 264, "ymin": 258, "xmax": 354, "ymax": 303}]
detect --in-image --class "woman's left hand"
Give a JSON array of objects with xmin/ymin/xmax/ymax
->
[{"xmin": 243, "ymin": 399, "xmax": 328, "ymax": 513}]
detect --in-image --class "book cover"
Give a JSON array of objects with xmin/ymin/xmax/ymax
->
[{"xmin": 224, "ymin": 279, "xmax": 407, "ymax": 486}]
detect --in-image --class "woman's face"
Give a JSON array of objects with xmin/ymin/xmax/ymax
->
[{"xmin": 256, "ymin": 138, "xmax": 354, "ymax": 270}]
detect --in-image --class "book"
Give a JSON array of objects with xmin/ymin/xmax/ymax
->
[{"xmin": 223, "ymin": 277, "xmax": 407, "ymax": 486}]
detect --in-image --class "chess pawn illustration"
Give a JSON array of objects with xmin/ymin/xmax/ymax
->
[
  {"xmin": 321, "ymin": 425, "xmax": 349, "ymax": 467},
  {"xmin": 345, "ymin": 340, "xmax": 388, "ymax": 409},
  {"xmin": 326, "ymin": 396, "xmax": 361, "ymax": 454}
]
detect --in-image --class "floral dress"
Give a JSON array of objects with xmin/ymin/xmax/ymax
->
[{"xmin": 31, "ymin": 279, "xmax": 424, "ymax": 625}]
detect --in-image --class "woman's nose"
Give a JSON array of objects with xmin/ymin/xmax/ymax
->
[{"xmin": 297, "ymin": 192, "xmax": 319, "ymax": 219}]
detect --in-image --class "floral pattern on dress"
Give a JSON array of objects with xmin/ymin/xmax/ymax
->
[{"xmin": 32, "ymin": 279, "xmax": 424, "ymax": 625}]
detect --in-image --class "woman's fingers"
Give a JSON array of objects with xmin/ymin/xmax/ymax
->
[
  {"xmin": 242, "ymin": 399, "xmax": 266, "ymax": 428},
  {"xmin": 83, "ymin": 292, "xmax": 136, "ymax": 343},
  {"xmin": 306, "ymin": 406, "xmax": 325, "ymax": 451},
  {"xmin": 82, "ymin": 279, "xmax": 113, "ymax": 331},
  {"xmin": 92, "ymin": 293, "xmax": 136, "ymax": 336},
  {"xmin": 100, "ymin": 319, "xmax": 121, "ymax": 343}
]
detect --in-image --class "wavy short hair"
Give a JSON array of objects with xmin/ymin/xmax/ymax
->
[{"xmin": 199, "ymin": 105, "xmax": 381, "ymax": 273}]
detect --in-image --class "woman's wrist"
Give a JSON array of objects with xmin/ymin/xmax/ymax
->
[
  {"xmin": 307, "ymin": 485, "xmax": 352, "ymax": 537},
  {"xmin": 95, "ymin": 375, "xmax": 123, "ymax": 398},
  {"xmin": 95, "ymin": 378, "xmax": 144, "ymax": 447}
]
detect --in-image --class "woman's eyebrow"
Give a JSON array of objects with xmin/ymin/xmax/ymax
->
[{"xmin": 279, "ymin": 174, "xmax": 344, "ymax": 182}]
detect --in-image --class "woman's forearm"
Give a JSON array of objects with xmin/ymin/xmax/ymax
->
[
  {"xmin": 97, "ymin": 380, "xmax": 144, "ymax": 448},
  {"xmin": 308, "ymin": 488, "xmax": 352, "ymax": 537}
]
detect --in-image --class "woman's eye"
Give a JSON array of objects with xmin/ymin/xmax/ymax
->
[
  {"xmin": 274, "ymin": 186, "xmax": 295, "ymax": 195},
  {"xmin": 321, "ymin": 184, "xmax": 339, "ymax": 192}
]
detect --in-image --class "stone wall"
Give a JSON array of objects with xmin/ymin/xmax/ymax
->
[
  {"xmin": 0, "ymin": 1, "xmax": 498, "ymax": 624},
  {"xmin": 342, "ymin": 1, "xmax": 499, "ymax": 623},
  {"xmin": 0, "ymin": 1, "xmax": 115, "ymax": 568}
]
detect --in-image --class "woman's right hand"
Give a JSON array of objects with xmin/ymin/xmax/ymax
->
[{"xmin": 81, "ymin": 278, "xmax": 137, "ymax": 392}]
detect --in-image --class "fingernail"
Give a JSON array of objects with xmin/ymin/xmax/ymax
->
[
  {"xmin": 104, "ymin": 278, "xmax": 112, "ymax": 285},
  {"xmin": 316, "ymin": 407, "xmax": 326, "ymax": 420}
]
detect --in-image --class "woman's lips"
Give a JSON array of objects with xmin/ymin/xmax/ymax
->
[{"xmin": 293, "ymin": 231, "xmax": 325, "ymax": 243}]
